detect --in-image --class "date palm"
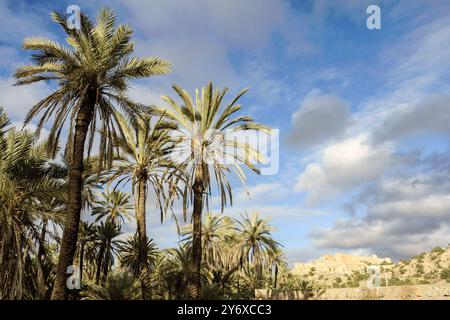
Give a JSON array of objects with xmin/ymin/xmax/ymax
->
[
  {"xmin": 92, "ymin": 189, "xmax": 133, "ymax": 225},
  {"xmin": 0, "ymin": 111, "xmax": 65, "ymax": 299},
  {"xmin": 91, "ymin": 221, "xmax": 122, "ymax": 285},
  {"xmin": 14, "ymin": 8, "xmax": 171, "ymax": 299},
  {"xmin": 269, "ymin": 247, "xmax": 286, "ymax": 289},
  {"xmin": 234, "ymin": 212, "xmax": 280, "ymax": 286},
  {"xmin": 180, "ymin": 213, "xmax": 235, "ymax": 267},
  {"xmin": 163, "ymin": 243, "xmax": 192, "ymax": 299},
  {"xmin": 158, "ymin": 83, "xmax": 269, "ymax": 298},
  {"xmin": 108, "ymin": 112, "xmax": 178, "ymax": 299},
  {"xmin": 76, "ymin": 221, "xmax": 95, "ymax": 289},
  {"xmin": 118, "ymin": 235, "xmax": 158, "ymax": 279}
]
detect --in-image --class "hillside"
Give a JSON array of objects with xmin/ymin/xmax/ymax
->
[{"xmin": 291, "ymin": 245, "xmax": 450, "ymax": 289}]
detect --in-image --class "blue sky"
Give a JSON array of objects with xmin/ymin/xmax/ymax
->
[{"xmin": 1, "ymin": 0, "xmax": 450, "ymax": 264}]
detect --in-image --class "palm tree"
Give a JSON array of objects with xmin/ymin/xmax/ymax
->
[
  {"xmin": 14, "ymin": 8, "xmax": 171, "ymax": 299},
  {"xmin": 269, "ymin": 248, "xmax": 286, "ymax": 289},
  {"xmin": 108, "ymin": 112, "xmax": 178, "ymax": 299},
  {"xmin": 76, "ymin": 221, "xmax": 95, "ymax": 290},
  {"xmin": 234, "ymin": 212, "xmax": 280, "ymax": 287},
  {"xmin": 91, "ymin": 221, "xmax": 122, "ymax": 285},
  {"xmin": 162, "ymin": 244, "xmax": 192, "ymax": 299},
  {"xmin": 181, "ymin": 213, "xmax": 235, "ymax": 267},
  {"xmin": 92, "ymin": 189, "xmax": 133, "ymax": 225},
  {"xmin": 158, "ymin": 83, "xmax": 269, "ymax": 298},
  {"xmin": 118, "ymin": 235, "xmax": 159, "ymax": 279},
  {"xmin": 0, "ymin": 110, "xmax": 65, "ymax": 299}
]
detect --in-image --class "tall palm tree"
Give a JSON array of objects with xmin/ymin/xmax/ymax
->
[
  {"xmin": 14, "ymin": 8, "xmax": 171, "ymax": 299},
  {"xmin": 108, "ymin": 112, "xmax": 178, "ymax": 299},
  {"xmin": 234, "ymin": 212, "xmax": 280, "ymax": 285},
  {"xmin": 92, "ymin": 189, "xmax": 133, "ymax": 225},
  {"xmin": 158, "ymin": 83, "xmax": 269, "ymax": 298}
]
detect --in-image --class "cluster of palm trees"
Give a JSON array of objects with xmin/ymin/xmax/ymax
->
[{"xmin": 0, "ymin": 7, "xmax": 287, "ymax": 300}]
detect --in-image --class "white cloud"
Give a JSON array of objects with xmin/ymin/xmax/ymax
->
[
  {"xmin": 371, "ymin": 194, "xmax": 450, "ymax": 220},
  {"xmin": 287, "ymin": 93, "xmax": 350, "ymax": 148},
  {"xmin": 0, "ymin": 0, "xmax": 53, "ymax": 44},
  {"xmin": 294, "ymin": 135, "xmax": 392, "ymax": 204},
  {"xmin": 311, "ymin": 218, "xmax": 450, "ymax": 260},
  {"xmin": 0, "ymin": 77, "xmax": 51, "ymax": 122},
  {"xmin": 309, "ymin": 162, "xmax": 450, "ymax": 259},
  {"xmin": 374, "ymin": 95, "xmax": 450, "ymax": 142}
]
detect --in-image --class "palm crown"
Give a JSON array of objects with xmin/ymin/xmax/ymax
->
[
  {"xmin": 14, "ymin": 7, "xmax": 171, "ymax": 163},
  {"xmin": 91, "ymin": 189, "xmax": 133, "ymax": 225},
  {"xmin": 159, "ymin": 82, "xmax": 270, "ymax": 211}
]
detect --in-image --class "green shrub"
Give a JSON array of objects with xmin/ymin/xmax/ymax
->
[
  {"xmin": 431, "ymin": 247, "xmax": 444, "ymax": 254},
  {"xmin": 440, "ymin": 268, "xmax": 450, "ymax": 281}
]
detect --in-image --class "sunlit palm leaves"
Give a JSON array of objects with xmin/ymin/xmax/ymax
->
[
  {"xmin": 0, "ymin": 111, "xmax": 65, "ymax": 299},
  {"xmin": 108, "ymin": 112, "xmax": 180, "ymax": 299},
  {"xmin": 181, "ymin": 213, "xmax": 235, "ymax": 267},
  {"xmin": 234, "ymin": 212, "xmax": 281, "ymax": 277},
  {"xmin": 158, "ymin": 82, "xmax": 269, "ymax": 212},
  {"xmin": 109, "ymin": 112, "xmax": 180, "ymax": 221},
  {"xmin": 14, "ymin": 7, "xmax": 171, "ymax": 162},
  {"xmin": 158, "ymin": 82, "xmax": 269, "ymax": 298},
  {"xmin": 92, "ymin": 189, "xmax": 133, "ymax": 225}
]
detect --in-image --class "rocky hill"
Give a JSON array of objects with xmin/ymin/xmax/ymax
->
[{"xmin": 291, "ymin": 244, "xmax": 450, "ymax": 289}]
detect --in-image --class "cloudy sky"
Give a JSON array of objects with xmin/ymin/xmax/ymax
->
[{"xmin": 1, "ymin": 0, "xmax": 450, "ymax": 264}]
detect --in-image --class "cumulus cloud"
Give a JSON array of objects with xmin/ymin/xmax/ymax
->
[
  {"xmin": 309, "ymin": 153, "xmax": 450, "ymax": 259},
  {"xmin": 374, "ymin": 95, "xmax": 450, "ymax": 142},
  {"xmin": 101, "ymin": 0, "xmax": 291, "ymax": 90},
  {"xmin": 371, "ymin": 194, "xmax": 450, "ymax": 220},
  {"xmin": 311, "ymin": 218, "xmax": 450, "ymax": 259},
  {"xmin": 287, "ymin": 93, "xmax": 350, "ymax": 148},
  {"xmin": 290, "ymin": 8, "xmax": 450, "ymax": 260},
  {"xmin": 294, "ymin": 135, "xmax": 392, "ymax": 204}
]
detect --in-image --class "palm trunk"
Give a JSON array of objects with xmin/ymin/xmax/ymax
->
[
  {"xmin": 102, "ymin": 254, "xmax": 109, "ymax": 284},
  {"xmin": 79, "ymin": 241, "xmax": 84, "ymax": 289},
  {"xmin": 274, "ymin": 265, "xmax": 279, "ymax": 288},
  {"xmin": 36, "ymin": 219, "xmax": 48, "ymax": 299},
  {"xmin": 136, "ymin": 177, "xmax": 152, "ymax": 299},
  {"xmin": 95, "ymin": 244, "xmax": 105, "ymax": 285},
  {"xmin": 187, "ymin": 178, "xmax": 203, "ymax": 299},
  {"xmin": 38, "ymin": 219, "xmax": 47, "ymax": 259},
  {"xmin": 51, "ymin": 89, "xmax": 95, "ymax": 300}
]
